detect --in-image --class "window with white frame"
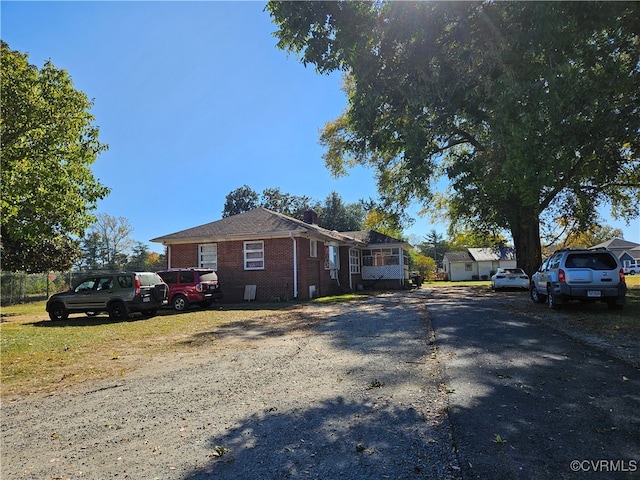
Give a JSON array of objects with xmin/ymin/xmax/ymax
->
[
  {"xmin": 326, "ymin": 244, "xmax": 340, "ymax": 279},
  {"xmin": 198, "ymin": 244, "xmax": 218, "ymax": 270},
  {"xmin": 310, "ymin": 239, "xmax": 318, "ymax": 258},
  {"xmin": 349, "ymin": 248, "xmax": 361, "ymax": 274},
  {"xmin": 244, "ymin": 241, "xmax": 264, "ymax": 270},
  {"xmin": 325, "ymin": 244, "xmax": 340, "ymax": 270},
  {"xmin": 362, "ymin": 248, "xmax": 400, "ymax": 266}
]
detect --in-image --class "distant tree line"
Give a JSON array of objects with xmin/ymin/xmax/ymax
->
[{"xmin": 221, "ymin": 185, "xmax": 411, "ymax": 235}]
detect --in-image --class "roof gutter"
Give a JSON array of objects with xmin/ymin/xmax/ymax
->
[{"xmin": 153, "ymin": 229, "xmax": 312, "ymax": 246}]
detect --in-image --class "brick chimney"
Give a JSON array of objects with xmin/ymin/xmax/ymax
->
[{"xmin": 303, "ymin": 209, "xmax": 318, "ymax": 225}]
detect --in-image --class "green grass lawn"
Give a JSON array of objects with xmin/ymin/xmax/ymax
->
[{"xmin": 0, "ymin": 302, "xmax": 299, "ymax": 396}]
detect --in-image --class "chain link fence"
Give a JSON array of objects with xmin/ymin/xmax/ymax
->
[{"xmin": 1, "ymin": 271, "xmax": 103, "ymax": 305}]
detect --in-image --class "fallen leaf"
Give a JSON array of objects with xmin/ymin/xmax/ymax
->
[
  {"xmin": 211, "ymin": 445, "xmax": 229, "ymax": 457},
  {"xmin": 494, "ymin": 434, "xmax": 507, "ymax": 444}
]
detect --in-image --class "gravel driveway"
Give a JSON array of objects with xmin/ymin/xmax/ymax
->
[
  {"xmin": 427, "ymin": 287, "xmax": 640, "ymax": 480},
  {"xmin": 1, "ymin": 290, "xmax": 460, "ymax": 480}
]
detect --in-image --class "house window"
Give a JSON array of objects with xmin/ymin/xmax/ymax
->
[
  {"xmin": 198, "ymin": 244, "xmax": 218, "ymax": 270},
  {"xmin": 325, "ymin": 244, "xmax": 340, "ymax": 279},
  {"xmin": 310, "ymin": 239, "xmax": 317, "ymax": 258},
  {"xmin": 244, "ymin": 241, "xmax": 264, "ymax": 270},
  {"xmin": 465, "ymin": 263, "xmax": 472, "ymax": 271},
  {"xmin": 325, "ymin": 245, "xmax": 339, "ymax": 270},
  {"xmin": 349, "ymin": 248, "xmax": 361, "ymax": 274}
]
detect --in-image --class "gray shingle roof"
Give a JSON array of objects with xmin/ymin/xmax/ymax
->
[
  {"xmin": 151, "ymin": 207, "xmax": 362, "ymax": 245},
  {"xmin": 341, "ymin": 231, "xmax": 411, "ymax": 248},
  {"xmin": 444, "ymin": 251, "xmax": 474, "ymax": 262},
  {"xmin": 590, "ymin": 238, "xmax": 640, "ymax": 250}
]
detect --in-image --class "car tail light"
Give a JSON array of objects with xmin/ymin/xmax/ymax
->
[
  {"xmin": 558, "ymin": 269, "xmax": 566, "ymax": 283},
  {"xmin": 620, "ymin": 269, "xmax": 625, "ymax": 282},
  {"xmin": 134, "ymin": 275, "xmax": 142, "ymax": 296}
]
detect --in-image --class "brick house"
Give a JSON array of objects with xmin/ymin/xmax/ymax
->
[{"xmin": 151, "ymin": 207, "xmax": 412, "ymax": 302}]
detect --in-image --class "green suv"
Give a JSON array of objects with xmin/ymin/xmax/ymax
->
[{"xmin": 46, "ymin": 272, "xmax": 169, "ymax": 321}]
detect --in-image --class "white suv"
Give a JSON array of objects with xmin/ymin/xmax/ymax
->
[{"xmin": 530, "ymin": 248, "xmax": 626, "ymax": 310}]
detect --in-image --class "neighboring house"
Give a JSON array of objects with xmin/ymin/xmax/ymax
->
[
  {"xmin": 442, "ymin": 247, "xmax": 517, "ymax": 281},
  {"xmin": 150, "ymin": 207, "xmax": 411, "ymax": 302},
  {"xmin": 590, "ymin": 238, "xmax": 640, "ymax": 267}
]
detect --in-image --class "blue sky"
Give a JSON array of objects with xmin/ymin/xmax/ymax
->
[{"xmin": 2, "ymin": 1, "xmax": 638, "ymax": 252}]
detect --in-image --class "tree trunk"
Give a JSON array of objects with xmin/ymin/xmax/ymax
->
[{"xmin": 510, "ymin": 213, "xmax": 543, "ymax": 277}]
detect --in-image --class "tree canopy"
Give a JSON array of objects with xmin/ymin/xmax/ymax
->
[
  {"xmin": 222, "ymin": 185, "xmax": 311, "ymax": 218},
  {"xmin": 79, "ymin": 213, "xmax": 134, "ymax": 270},
  {"xmin": 221, "ymin": 186, "xmax": 366, "ymax": 231},
  {"xmin": 267, "ymin": 1, "xmax": 640, "ymax": 274},
  {"xmin": 1, "ymin": 41, "xmax": 110, "ymax": 272},
  {"xmin": 221, "ymin": 185, "xmax": 260, "ymax": 218},
  {"xmin": 314, "ymin": 191, "xmax": 364, "ymax": 231}
]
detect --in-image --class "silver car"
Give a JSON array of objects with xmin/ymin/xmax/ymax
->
[{"xmin": 530, "ymin": 248, "xmax": 626, "ymax": 309}]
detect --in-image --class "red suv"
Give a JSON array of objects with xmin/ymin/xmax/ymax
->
[{"xmin": 157, "ymin": 268, "xmax": 223, "ymax": 311}]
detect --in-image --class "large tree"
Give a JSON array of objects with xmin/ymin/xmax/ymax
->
[
  {"xmin": 221, "ymin": 185, "xmax": 260, "ymax": 218},
  {"xmin": 1, "ymin": 41, "xmax": 109, "ymax": 272},
  {"xmin": 267, "ymin": 1, "xmax": 640, "ymax": 274},
  {"xmin": 81, "ymin": 213, "xmax": 134, "ymax": 270},
  {"xmin": 260, "ymin": 187, "xmax": 312, "ymax": 218},
  {"xmin": 315, "ymin": 191, "xmax": 365, "ymax": 231}
]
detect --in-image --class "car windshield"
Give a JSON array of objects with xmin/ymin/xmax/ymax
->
[
  {"xmin": 199, "ymin": 271, "xmax": 218, "ymax": 282},
  {"xmin": 502, "ymin": 269, "xmax": 525, "ymax": 274}
]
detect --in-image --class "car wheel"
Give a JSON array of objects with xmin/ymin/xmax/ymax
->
[
  {"xmin": 48, "ymin": 303, "xmax": 68, "ymax": 321},
  {"xmin": 173, "ymin": 295, "xmax": 188, "ymax": 312},
  {"xmin": 530, "ymin": 284, "xmax": 546, "ymax": 304},
  {"xmin": 108, "ymin": 301, "xmax": 128, "ymax": 320},
  {"xmin": 547, "ymin": 285, "xmax": 561, "ymax": 310}
]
